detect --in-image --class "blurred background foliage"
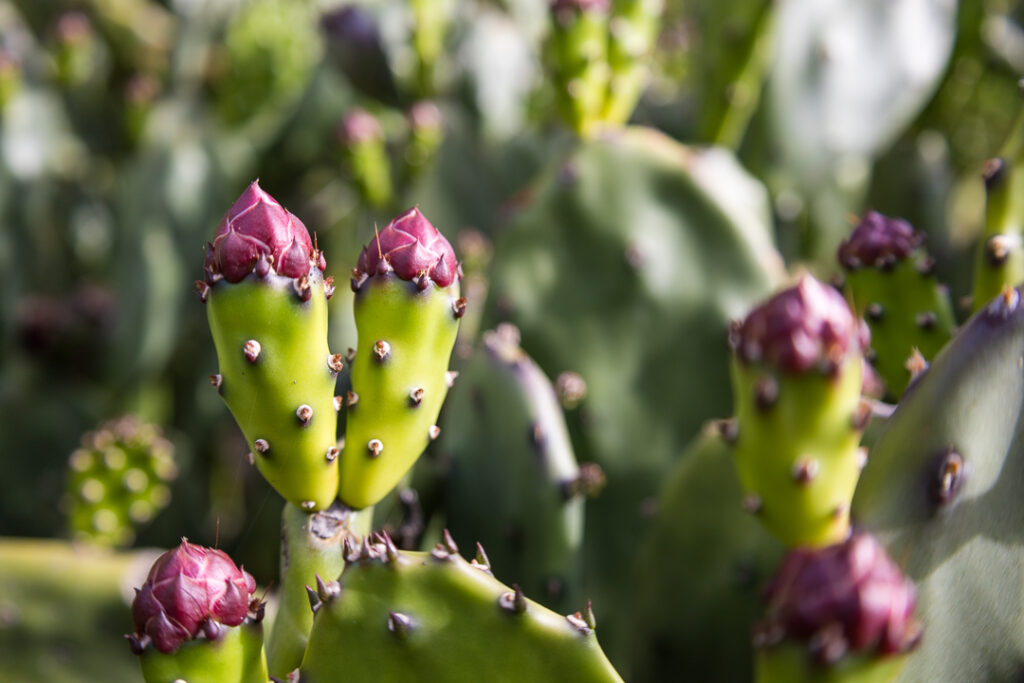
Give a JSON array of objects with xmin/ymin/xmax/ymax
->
[{"xmin": 0, "ymin": 0, "xmax": 1021, "ymax": 680}]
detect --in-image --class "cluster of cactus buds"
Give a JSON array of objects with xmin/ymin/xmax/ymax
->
[{"xmin": 65, "ymin": 416, "xmax": 176, "ymax": 547}]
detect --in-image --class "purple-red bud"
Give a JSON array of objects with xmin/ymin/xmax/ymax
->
[
  {"xmin": 730, "ymin": 276, "xmax": 862, "ymax": 374},
  {"xmin": 337, "ymin": 108, "xmax": 383, "ymax": 147},
  {"xmin": 207, "ymin": 181, "xmax": 316, "ymax": 284},
  {"xmin": 129, "ymin": 539, "xmax": 257, "ymax": 654},
  {"xmin": 354, "ymin": 207, "xmax": 459, "ymax": 288},
  {"xmin": 757, "ymin": 532, "xmax": 921, "ymax": 663},
  {"xmin": 838, "ymin": 212, "xmax": 924, "ymax": 271}
]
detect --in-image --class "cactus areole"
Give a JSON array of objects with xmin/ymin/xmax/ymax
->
[
  {"xmin": 755, "ymin": 532, "xmax": 922, "ymax": 666},
  {"xmin": 128, "ymin": 540, "xmax": 260, "ymax": 655},
  {"xmin": 341, "ymin": 207, "xmax": 462, "ymax": 509}
]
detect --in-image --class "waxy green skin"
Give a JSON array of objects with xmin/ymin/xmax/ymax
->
[
  {"xmin": 731, "ymin": 354, "xmax": 863, "ymax": 548},
  {"xmin": 138, "ymin": 620, "xmax": 268, "ymax": 683},
  {"xmin": 629, "ymin": 425, "xmax": 783, "ymax": 682},
  {"xmin": 266, "ymin": 502, "xmax": 373, "ymax": 678},
  {"xmin": 339, "ymin": 272, "xmax": 460, "ymax": 509},
  {"xmin": 547, "ymin": 2, "xmax": 611, "ymax": 137},
  {"xmin": 852, "ymin": 288, "xmax": 1024, "ymax": 681},
  {"xmin": 441, "ymin": 327, "xmax": 586, "ymax": 612},
  {"xmin": 756, "ymin": 645, "xmax": 906, "ymax": 683},
  {"xmin": 300, "ymin": 547, "xmax": 622, "ymax": 682},
  {"xmin": 207, "ymin": 270, "xmax": 339, "ymax": 510},
  {"xmin": 602, "ymin": 0, "xmax": 662, "ymax": 126},
  {"xmin": 844, "ymin": 257, "xmax": 955, "ymax": 397}
]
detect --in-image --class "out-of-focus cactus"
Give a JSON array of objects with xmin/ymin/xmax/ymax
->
[
  {"xmin": 299, "ymin": 534, "xmax": 623, "ymax": 682},
  {"xmin": 203, "ymin": 181, "xmax": 340, "ymax": 511},
  {"xmin": 320, "ymin": 4, "xmax": 400, "ymax": 106},
  {"xmin": 127, "ymin": 540, "xmax": 268, "ymax": 683},
  {"xmin": 65, "ymin": 416, "xmax": 177, "ymax": 547},
  {"xmin": 602, "ymin": 0, "xmax": 662, "ymax": 126},
  {"xmin": 754, "ymin": 533, "xmax": 921, "ymax": 683},
  {"xmin": 339, "ymin": 208, "xmax": 462, "ymax": 509},
  {"xmin": 546, "ymin": 0, "xmax": 611, "ymax": 137},
  {"xmin": 728, "ymin": 275, "xmax": 866, "ymax": 548},
  {"xmin": 338, "ymin": 108, "xmax": 394, "ymax": 210},
  {"xmin": 440, "ymin": 324, "xmax": 604, "ymax": 613},
  {"xmin": 838, "ymin": 211, "xmax": 955, "ymax": 397},
  {"xmin": 403, "ymin": 101, "xmax": 444, "ymax": 182}
]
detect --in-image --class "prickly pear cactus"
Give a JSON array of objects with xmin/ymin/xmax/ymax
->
[
  {"xmin": 838, "ymin": 211, "xmax": 955, "ymax": 397},
  {"xmin": 65, "ymin": 416, "xmax": 177, "ymax": 547},
  {"xmin": 973, "ymin": 111, "xmax": 1024, "ymax": 310},
  {"xmin": 337, "ymin": 108, "xmax": 394, "ymax": 210},
  {"xmin": 266, "ymin": 502, "xmax": 372, "ymax": 678},
  {"xmin": 486, "ymin": 126, "xmax": 782, "ymax": 644},
  {"xmin": 339, "ymin": 208, "xmax": 462, "ymax": 510},
  {"xmin": 300, "ymin": 534, "xmax": 623, "ymax": 682},
  {"xmin": 753, "ymin": 532, "xmax": 921, "ymax": 683},
  {"xmin": 440, "ymin": 324, "xmax": 603, "ymax": 613},
  {"xmin": 202, "ymin": 181, "xmax": 340, "ymax": 511},
  {"xmin": 852, "ymin": 287, "xmax": 1024, "ymax": 681},
  {"xmin": 729, "ymin": 275, "xmax": 866, "ymax": 548},
  {"xmin": 628, "ymin": 424, "xmax": 783, "ymax": 682}
]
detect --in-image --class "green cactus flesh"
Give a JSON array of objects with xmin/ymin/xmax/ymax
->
[
  {"xmin": 440, "ymin": 324, "xmax": 592, "ymax": 613},
  {"xmin": 137, "ymin": 620, "xmax": 268, "ymax": 683},
  {"xmin": 602, "ymin": 0, "xmax": 662, "ymax": 126},
  {"xmin": 338, "ymin": 272, "xmax": 460, "ymax": 510},
  {"xmin": 973, "ymin": 110, "xmax": 1024, "ymax": 310},
  {"xmin": 547, "ymin": 2, "xmax": 611, "ymax": 137},
  {"xmin": 628, "ymin": 424, "xmax": 783, "ymax": 682},
  {"xmin": 266, "ymin": 502, "xmax": 373, "ymax": 678},
  {"xmin": 485, "ymin": 126, "xmax": 781, "ymax": 655},
  {"xmin": 843, "ymin": 256, "xmax": 955, "ymax": 397},
  {"xmin": 207, "ymin": 270, "xmax": 339, "ymax": 511},
  {"xmin": 852, "ymin": 288, "xmax": 1024, "ymax": 680},
  {"xmin": 300, "ymin": 540, "xmax": 623, "ymax": 682},
  {"xmin": 66, "ymin": 416, "xmax": 177, "ymax": 547},
  {"xmin": 731, "ymin": 354, "xmax": 864, "ymax": 548},
  {"xmin": 756, "ymin": 645, "xmax": 906, "ymax": 683}
]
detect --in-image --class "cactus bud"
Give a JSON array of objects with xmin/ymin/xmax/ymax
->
[{"xmin": 354, "ymin": 207, "xmax": 458, "ymax": 288}]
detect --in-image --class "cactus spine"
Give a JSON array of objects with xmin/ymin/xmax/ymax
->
[
  {"xmin": 266, "ymin": 502, "xmax": 372, "ymax": 678},
  {"xmin": 203, "ymin": 181, "xmax": 340, "ymax": 511},
  {"xmin": 728, "ymin": 275, "xmax": 866, "ymax": 548},
  {"xmin": 838, "ymin": 211, "xmax": 955, "ymax": 397},
  {"xmin": 339, "ymin": 207, "xmax": 462, "ymax": 509},
  {"xmin": 300, "ymin": 534, "xmax": 623, "ymax": 682}
]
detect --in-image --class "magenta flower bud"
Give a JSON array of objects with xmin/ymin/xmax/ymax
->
[
  {"xmin": 408, "ymin": 101, "xmax": 442, "ymax": 134},
  {"xmin": 208, "ymin": 181, "xmax": 317, "ymax": 284},
  {"xmin": 355, "ymin": 207, "xmax": 459, "ymax": 288},
  {"xmin": 129, "ymin": 539, "xmax": 258, "ymax": 654},
  {"xmin": 729, "ymin": 276, "xmax": 861, "ymax": 374},
  {"xmin": 757, "ymin": 532, "xmax": 922, "ymax": 664},
  {"xmin": 838, "ymin": 211, "xmax": 924, "ymax": 271},
  {"xmin": 337, "ymin": 108, "xmax": 383, "ymax": 147}
]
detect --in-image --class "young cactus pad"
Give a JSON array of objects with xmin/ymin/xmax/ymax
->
[
  {"xmin": 127, "ymin": 540, "xmax": 268, "ymax": 683},
  {"xmin": 339, "ymin": 207, "xmax": 462, "ymax": 509},
  {"xmin": 300, "ymin": 534, "xmax": 623, "ymax": 682},
  {"xmin": 202, "ymin": 181, "xmax": 340, "ymax": 511},
  {"xmin": 852, "ymin": 287, "xmax": 1024, "ymax": 680},
  {"xmin": 838, "ymin": 211, "xmax": 955, "ymax": 397},
  {"xmin": 754, "ymin": 533, "xmax": 921, "ymax": 683},
  {"xmin": 729, "ymin": 275, "xmax": 866, "ymax": 548},
  {"xmin": 440, "ymin": 324, "xmax": 602, "ymax": 612}
]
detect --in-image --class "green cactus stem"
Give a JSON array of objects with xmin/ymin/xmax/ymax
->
[
  {"xmin": 338, "ymin": 108, "xmax": 394, "ymax": 209},
  {"xmin": 601, "ymin": 0, "xmax": 662, "ymax": 126},
  {"xmin": 729, "ymin": 275, "xmax": 866, "ymax": 548},
  {"xmin": 136, "ymin": 622, "xmax": 268, "ymax": 683},
  {"xmin": 266, "ymin": 502, "xmax": 373, "ymax": 678},
  {"xmin": 546, "ymin": 0, "xmax": 612, "ymax": 137},
  {"xmin": 339, "ymin": 207, "xmax": 462, "ymax": 509},
  {"xmin": 440, "ymin": 324, "xmax": 604, "ymax": 612},
  {"xmin": 300, "ymin": 534, "xmax": 623, "ymax": 682},
  {"xmin": 203, "ymin": 181, "xmax": 340, "ymax": 511},
  {"xmin": 65, "ymin": 416, "xmax": 177, "ymax": 547},
  {"xmin": 410, "ymin": 0, "xmax": 448, "ymax": 96},
  {"xmin": 973, "ymin": 100, "xmax": 1024, "ymax": 310},
  {"xmin": 852, "ymin": 286, "xmax": 1024, "ymax": 680},
  {"xmin": 838, "ymin": 211, "xmax": 955, "ymax": 397}
]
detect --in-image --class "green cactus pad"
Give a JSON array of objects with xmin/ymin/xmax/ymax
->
[
  {"xmin": 266, "ymin": 502, "xmax": 372, "ymax": 678},
  {"xmin": 65, "ymin": 416, "xmax": 176, "ymax": 547},
  {"xmin": 338, "ymin": 272, "xmax": 460, "ymax": 510},
  {"xmin": 440, "ymin": 324, "xmax": 596, "ymax": 612},
  {"xmin": 731, "ymin": 355, "xmax": 864, "ymax": 547},
  {"xmin": 207, "ymin": 270, "xmax": 339, "ymax": 511},
  {"xmin": 628, "ymin": 424, "xmax": 783, "ymax": 682},
  {"xmin": 137, "ymin": 619, "xmax": 268, "ymax": 683},
  {"xmin": 852, "ymin": 287, "xmax": 1024, "ymax": 681},
  {"xmin": 300, "ymin": 539, "xmax": 623, "ymax": 682},
  {"xmin": 756, "ymin": 645, "xmax": 906, "ymax": 683}
]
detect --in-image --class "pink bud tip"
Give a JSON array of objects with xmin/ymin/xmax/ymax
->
[
  {"xmin": 354, "ymin": 207, "xmax": 459, "ymax": 288},
  {"xmin": 838, "ymin": 212, "xmax": 924, "ymax": 271}
]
